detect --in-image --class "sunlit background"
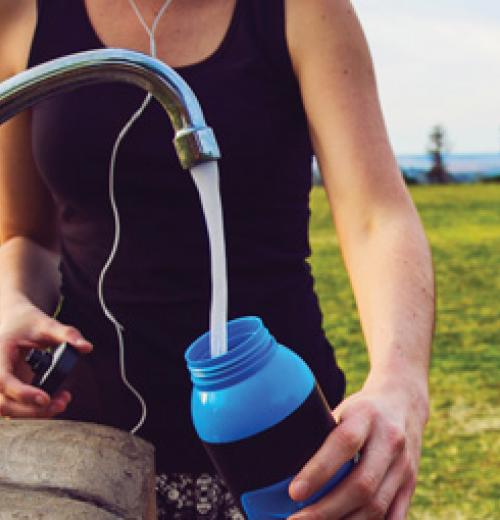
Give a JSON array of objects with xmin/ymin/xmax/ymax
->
[
  {"xmin": 353, "ymin": 0, "xmax": 500, "ymax": 154},
  {"xmin": 311, "ymin": 3, "xmax": 500, "ymax": 518}
]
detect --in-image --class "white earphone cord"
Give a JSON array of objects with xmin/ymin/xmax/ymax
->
[{"xmin": 97, "ymin": 0, "xmax": 174, "ymax": 435}]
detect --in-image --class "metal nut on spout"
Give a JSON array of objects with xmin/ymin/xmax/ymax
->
[{"xmin": 174, "ymin": 126, "xmax": 221, "ymax": 170}]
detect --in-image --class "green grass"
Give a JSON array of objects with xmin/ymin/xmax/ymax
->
[{"xmin": 309, "ymin": 183, "xmax": 500, "ymax": 519}]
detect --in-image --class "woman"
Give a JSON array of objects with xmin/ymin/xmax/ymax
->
[{"xmin": 0, "ymin": 1, "xmax": 433, "ymax": 518}]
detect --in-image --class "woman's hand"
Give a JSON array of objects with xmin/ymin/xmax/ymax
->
[
  {"xmin": 0, "ymin": 299, "xmax": 93, "ymax": 419},
  {"xmin": 288, "ymin": 374, "xmax": 429, "ymax": 520}
]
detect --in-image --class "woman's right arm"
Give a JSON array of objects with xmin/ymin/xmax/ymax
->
[{"xmin": 0, "ymin": 1, "xmax": 92, "ymax": 418}]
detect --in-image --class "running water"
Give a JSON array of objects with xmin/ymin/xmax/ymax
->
[{"xmin": 190, "ymin": 161, "xmax": 228, "ymax": 357}]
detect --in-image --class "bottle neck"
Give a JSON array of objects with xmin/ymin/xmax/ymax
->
[{"xmin": 185, "ymin": 317, "xmax": 277, "ymax": 390}]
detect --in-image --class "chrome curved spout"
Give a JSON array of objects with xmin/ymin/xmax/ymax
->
[{"xmin": 0, "ymin": 48, "xmax": 220, "ymax": 169}]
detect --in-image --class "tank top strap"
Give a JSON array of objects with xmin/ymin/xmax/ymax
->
[
  {"xmin": 34, "ymin": 0, "xmax": 44, "ymax": 14},
  {"xmin": 27, "ymin": 0, "xmax": 45, "ymax": 68},
  {"xmin": 242, "ymin": 0, "xmax": 296, "ymax": 80},
  {"xmin": 28, "ymin": 0, "xmax": 102, "ymax": 68}
]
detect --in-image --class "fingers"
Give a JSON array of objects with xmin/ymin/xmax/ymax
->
[
  {"xmin": 386, "ymin": 467, "xmax": 416, "ymax": 520},
  {"xmin": 0, "ymin": 390, "xmax": 72, "ymax": 419},
  {"xmin": 290, "ymin": 419, "xmax": 406, "ymax": 519},
  {"xmin": 0, "ymin": 371, "xmax": 50, "ymax": 407},
  {"xmin": 0, "ymin": 304, "xmax": 93, "ymax": 355},
  {"xmin": 344, "ymin": 450, "xmax": 412, "ymax": 520},
  {"xmin": 46, "ymin": 390, "xmax": 72, "ymax": 417},
  {"xmin": 34, "ymin": 319, "xmax": 93, "ymax": 354},
  {"xmin": 0, "ymin": 305, "xmax": 90, "ymax": 419},
  {"xmin": 289, "ymin": 405, "xmax": 372, "ymax": 502}
]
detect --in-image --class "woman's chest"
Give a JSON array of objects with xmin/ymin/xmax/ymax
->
[
  {"xmin": 31, "ymin": 59, "xmax": 302, "ymax": 211},
  {"xmin": 29, "ymin": 0, "xmax": 312, "ymax": 216},
  {"xmin": 83, "ymin": 0, "xmax": 237, "ymax": 68}
]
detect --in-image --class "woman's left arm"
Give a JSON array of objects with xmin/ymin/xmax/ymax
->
[{"xmin": 285, "ymin": 1, "xmax": 434, "ymax": 518}]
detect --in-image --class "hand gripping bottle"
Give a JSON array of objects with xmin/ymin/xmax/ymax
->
[{"xmin": 185, "ymin": 316, "xmax": 355, "ymax": 519}]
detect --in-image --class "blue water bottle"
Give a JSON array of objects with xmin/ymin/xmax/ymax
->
[{"xmin": 185, "ymin": 316, "xmax": 355, "ymax": 519}]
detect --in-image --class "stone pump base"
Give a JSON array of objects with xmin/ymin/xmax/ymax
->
[{"xmin": 0, "ymin": 420, "xmax": 156, "ymax": 519}]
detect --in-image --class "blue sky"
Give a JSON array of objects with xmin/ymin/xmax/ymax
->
[{"xmin": 352, "ymin": 0, "xmax": 500, "ymax": 154}]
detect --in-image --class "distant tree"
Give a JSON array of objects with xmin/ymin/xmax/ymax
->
[{"xmin": 427, "ymin": 124, "xmax": 452, "ymax": 184}]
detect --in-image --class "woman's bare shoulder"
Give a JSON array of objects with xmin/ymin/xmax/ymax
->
[
  {"xmin": 285, "ymin": 0, "xmax": 370, "ymax": 71},
  {"xmin": 0, "ymin": 0, "xmax": 37, "ymax": 79}
]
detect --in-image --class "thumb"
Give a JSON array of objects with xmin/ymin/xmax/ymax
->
[
  {"xmin": 332, "ymin": 394, "xmax": 356, "ymax": 424},
  {"xmin": 35, "ymin": 317, "xmax": 93, "ymax": 354}
]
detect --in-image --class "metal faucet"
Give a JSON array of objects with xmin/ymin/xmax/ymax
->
[{"xmin": 0, "ymin": 48, "xmax": 220, "ymax": 169}]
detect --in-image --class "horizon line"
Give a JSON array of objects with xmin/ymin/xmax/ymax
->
[{"xmin": 395, "ymin": 150, "xmax": 500, "ymax": 156}]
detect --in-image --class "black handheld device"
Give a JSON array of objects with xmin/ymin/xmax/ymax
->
[{"xmin": 25, "ymin": 343, "xmax": 80, "ymax": 396}]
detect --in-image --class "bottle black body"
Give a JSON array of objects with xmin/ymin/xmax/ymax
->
[
  {"xmin": 185, "ymin": 317, "xmax": 354, "ymax": 519},
  {"xmin": 204, "ymin": 383, "xmax": 338, "ymax": 499}
]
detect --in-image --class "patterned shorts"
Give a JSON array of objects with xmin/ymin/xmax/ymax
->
[{"xmin": 156, "ymin": 473, "xmax": 245, "ymax": 520}]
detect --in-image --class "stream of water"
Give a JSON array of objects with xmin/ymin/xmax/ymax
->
[{"xmin": 190, "ymin": 161, "xmax": 228, "ymax": 357}]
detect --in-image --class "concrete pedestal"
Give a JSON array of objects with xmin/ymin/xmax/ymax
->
[{"xmin": 0, "ymin": 420, "xmax": 156, "ymax": 519}]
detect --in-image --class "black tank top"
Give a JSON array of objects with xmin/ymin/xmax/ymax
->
[{"xmin": 28, "ymin": 0, "xmax": 345, "ymax": 472}]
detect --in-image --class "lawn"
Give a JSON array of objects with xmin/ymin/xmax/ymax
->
[{"xmin": 309, "ymin": 183, "xmax": 500, "ymax": 519}]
